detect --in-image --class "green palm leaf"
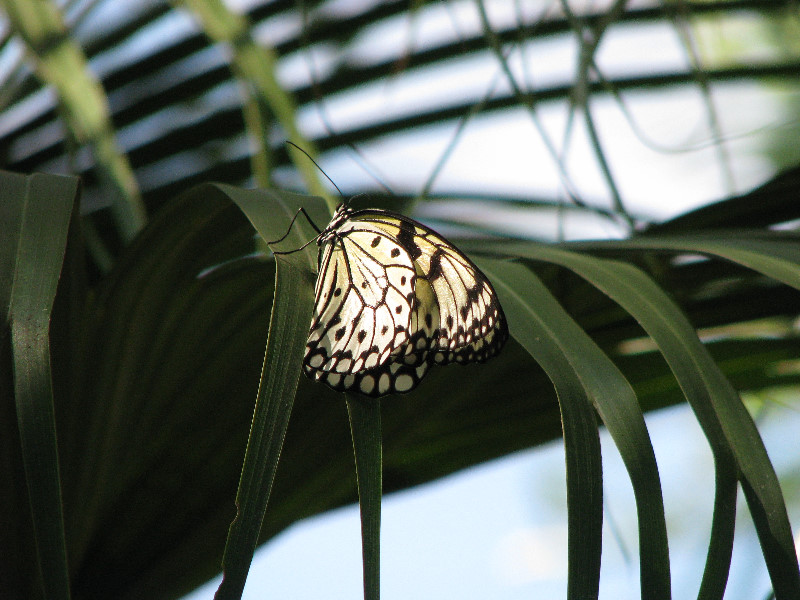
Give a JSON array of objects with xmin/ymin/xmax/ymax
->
[{"xmin": 2, "ymin": 0, "xmax": 800, "ymax": 599}]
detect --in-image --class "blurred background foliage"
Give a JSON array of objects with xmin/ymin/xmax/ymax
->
[{"xmin": 2, "ymin": 0, "xmax": 800, "ymax": 598}]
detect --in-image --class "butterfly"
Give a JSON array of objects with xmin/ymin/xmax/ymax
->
[{"xmin": 277, "ymin": 203, "xmax": 508, "ymax": 397}]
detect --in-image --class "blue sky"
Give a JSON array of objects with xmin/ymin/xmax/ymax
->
[{"xmin": 184, "ymin": 399, "xmax": 800, "ymax": 599}]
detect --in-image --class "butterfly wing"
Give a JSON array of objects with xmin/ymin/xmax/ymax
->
[
  {"xmin": 322, "ymin": 275, "xmax": 440, "ymax": 396},
  {"xmin": 352, "ymin": 210, "xmax": 508, "ymax": 367},
  {"xmin": 304, "ymin": 219, "xmax": 417, "ymax": 379},
  {"xmin": 422, "ymin": 239, "xmax": 507, "ymax": 366}
]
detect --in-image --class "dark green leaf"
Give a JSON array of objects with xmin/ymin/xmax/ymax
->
[
  {"xmin": 569, "ymin": 235, "xmax": 800, "ymax": 595},
  {"xmin": 215, "ymin": 255, "xmax": 315, "ymax": 600},
  {"xmin": 346, "ymin": 396, "xmax": 382, "ymax": 600},
  {"xmin": 213, "ymin": 185, "xmax": 319, "ymax": 599},
  {"xmin": 473, "ymin": 257, "xmax": 603, "ymax": 600},
  {"xmin": 61, "ymin": 187, "xmax": 274, "ymax": 599},
  {"xmin": 5, "ymin": 171, "xmax": 79, "ymax": 600},
  {"xmin": 479, "ymin": 257, "xmax": 671, "ymax": 600},
  {"xmin": 499, "ymin": 242, "xmax": 738, "ymax": 599}
]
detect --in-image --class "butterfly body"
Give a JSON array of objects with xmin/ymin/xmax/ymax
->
[{"xmin": 302, "ymin": 204, "xmax": 507, "ymax": 397}]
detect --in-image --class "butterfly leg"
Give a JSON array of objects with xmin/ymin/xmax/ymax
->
[{"xmin": 267, "ymin": 206, "xmax": 322, "ymax": 248}]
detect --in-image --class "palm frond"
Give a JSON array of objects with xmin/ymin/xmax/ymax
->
[{"xmin": 2, "ymin": 0, "xmax": 800, "ymax": 599}]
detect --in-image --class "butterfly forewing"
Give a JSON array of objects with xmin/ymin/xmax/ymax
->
[
  {"xmin": 315, "ymin": 275, "xmax": 439, "ymax": 398},
  {"xmin": 304, "ymin": 218, "xmax": 416, "ymax": 376},
  {"xmin": 302, "ymin": 205, "xmax": 507, "ymax": 397}
]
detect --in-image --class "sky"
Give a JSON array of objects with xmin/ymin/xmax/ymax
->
[
  {"xmin": 184, "ymin": 400, "xmax": 800, "ymax": 600},
  {"xmin": 58, "ymin": 0, "xmax": 800, "ymax": 235}
]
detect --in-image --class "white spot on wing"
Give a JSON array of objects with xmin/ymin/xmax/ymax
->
[
  {"xmin": 360, "ymin": 375, "xmax": 375, "ymax": 394},
  {"xmin": 395, "ymin": 374, "xmax": 414, "ymax": 392}
]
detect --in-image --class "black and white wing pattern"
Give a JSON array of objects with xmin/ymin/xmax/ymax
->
[{"xmin": 303, "ymin": 204, "xmax": 507, "ymax": 397}]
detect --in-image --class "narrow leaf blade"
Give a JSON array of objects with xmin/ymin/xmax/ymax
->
[
  {"xmin": 215, "ymin": 257, "xmax": 315, "ymax": 599},
  {"xmin": 479, "ymin": 257, "xmax": 671, "ymax": 600},
  {"xmin": 7, "ymin": 172, "xmax": 79, "ymax": 600},
  {"xmin": 346, "ymin": 397, "xmax": 382, "ymax": 600},
  {"xmin": 476, "ymin": 257, "xmax": 603, "ymax": 600}
]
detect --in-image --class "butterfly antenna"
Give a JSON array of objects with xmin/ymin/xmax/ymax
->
[{"xmin": 286, "ymin": 141, "xmax": 345, "ymax": 199}]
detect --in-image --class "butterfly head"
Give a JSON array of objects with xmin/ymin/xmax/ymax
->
[
  {"xmin": 332, "ymin": 203, "xmax": 354, "ymax": 221},
  {"xmin": 317, "ymin": 203, "xmax": 356, "ymax": 246}
]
